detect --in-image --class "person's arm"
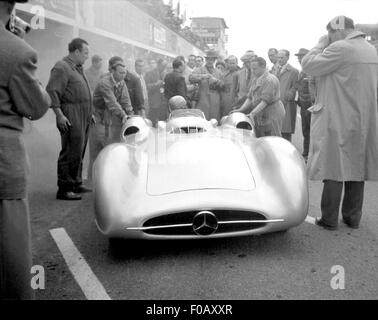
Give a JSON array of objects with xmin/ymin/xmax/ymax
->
[
  {"xmin": 250, "ymin": 100, "xmax": 268, "ymax": 117},
  {"xmin": 46, "ymin": 62, "xmax": 75, "ymax": 132},
  {"xmin": 119, "ymin": 83, "xmax": 134, "ymax": 118},
  {"xmin": 302, "ymin": 35, "xmax": 346, "ymax": 77},
  {"xmin": 233, "ymin": 97, "xmax": 253, "ymax": 114},
  {"xmin": 100, "ymin": 82, "xmax": 129, "ymax": 122},
  {"xmin": 133, "ymin": 76, "xmax": 145, "ymax": 113},
  {"xmin": 250, "ymin": 77, "xmax": 277, "ymax": 117},
  {"xmin": 309, "ymin": 76, "xmax": 317, "ymax": 103},
  {"xmin": 9, "ymin": 50, "xmax": 51, "ymax": 120},
  {"xmin": 189, "ymin": 69, "xmax": 211, "ymax": 84}
]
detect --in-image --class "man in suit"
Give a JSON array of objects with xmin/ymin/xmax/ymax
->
[
  {"xmin": 164, "ymin": 58, "xmax": 187, "ymax": 102},
  {"xmin": 134, "ymin": 59, "xmax": 149, "ymax": 117},
  {"xmin": 268, "ymin": 48, "xmax": 279, "ymax": 76},
  {"xmin": 0, "ymin": 0, "xmax": 51, "ymax": 299},
  {"xmin": 276, "ymin": 49, "xmax": 299, "ymax": 141},
  {"xmin": 47, "ymin": 38, "xmax": 93, "ymax": 200},
  {"xmin": 145, "ymin": 58, "xmax": 168, "ymax": 125}
]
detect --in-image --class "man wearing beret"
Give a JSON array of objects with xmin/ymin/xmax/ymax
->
[
  {"xmin": 0, "ymin": 0, "xmax": 51, "ymax": 299},
  {"xmin": 302, "ymin": 16, "xmax": 378, "ymax": 230}
]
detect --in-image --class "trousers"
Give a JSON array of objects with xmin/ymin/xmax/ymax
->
[
  {"xmin": 58, "ymin": 105, "xmax": 91, "ymax": 191},
  {"xmin": 300, "ymin": 108, "xmax": 311, "ymax": 157},
  {"xmin": 0, "ymin": 199, "xmax": 34, "ymax": 300},
  {"xmin": 321, "ymin": 180, "xmax": 365, "ymax": 227}
]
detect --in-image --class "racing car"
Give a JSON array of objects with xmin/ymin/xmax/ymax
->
[{"xmin": 93, "ymin": 109, "xmax": 308, "ymax": 246}]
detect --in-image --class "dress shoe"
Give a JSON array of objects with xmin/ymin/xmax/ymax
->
[
  {"xmin": 342, "ymin": 218, "xmax": 359, "ymax": 229},
  {"xmin": 74, "ymin": 186, "xmax": 92, "ymax": 194},
  {"xmin": 56, "ymin": 191, "xmax": 82, "ymax": 201},
  {"xmin": 315, "ymin": 217, "xmax": 338, "ymax": 231}
]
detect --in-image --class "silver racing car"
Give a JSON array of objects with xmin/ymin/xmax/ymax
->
[{"xmin": 93, "ymin": 109, "xmax": 308, "ymax": 246}]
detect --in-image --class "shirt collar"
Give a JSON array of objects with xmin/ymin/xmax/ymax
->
[
  {"xmin": 255, "ymin": 70, "xmax": 269, "ymax": 87},
  {"xmin": 110, "ymin": 73, "xmax": 123, "ymax": 88},
  {"xmin": 64, "ymin": 56, "xmax": 82, "ymax": 70}
]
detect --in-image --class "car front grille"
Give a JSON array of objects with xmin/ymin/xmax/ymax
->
[
  {"xmin": 170, "ymin": 127, "xmax": 206, "ymax": 134},
  {"xmin": 141, "ymin": 210, "xmax": 269, "ymax": 236}
]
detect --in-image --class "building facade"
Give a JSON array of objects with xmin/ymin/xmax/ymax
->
[
  {"xmin": 190, "ymin": 17, "xmax": 228, "ymax": 58},
  {"xmin": 16, "ymin": 0, "xmax": 205, "ymax": 85}
]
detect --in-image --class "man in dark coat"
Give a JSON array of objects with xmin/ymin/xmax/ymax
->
[
  {"xmin": 47, "ymin": 38, "xmax": 93, "ymax": 200},
  {"xmin": 164, "ymin": 58, "xmax": 187, "ymax": 102},
  {"xmin": 124, "ymin": 68, "xmax": 145, "ymax": 116},
  {"xmin": 295, "ymin": 48, "xmax": 313, "ymax": 161},
  {"xmin": 0, "ymin": 0, "xmax": 51, "ymax": 299},
  {"xmin": 145, "ymin": 58, "xmax": 168, "ymax": 125}
]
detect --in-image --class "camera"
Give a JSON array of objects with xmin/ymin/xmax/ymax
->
[{"xmin": 6, "ymin": 14, "xmax": 31, "ymax": 35}]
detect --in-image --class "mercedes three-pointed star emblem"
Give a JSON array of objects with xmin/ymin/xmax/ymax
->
[{"xmin": 192, "ymin": 211, "xmax": 218, "ymax": 236}]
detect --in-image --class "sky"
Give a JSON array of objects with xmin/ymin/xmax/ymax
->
[{"xmin": 165, "ymin": 0, "xmax": 378, "ymax": 69}]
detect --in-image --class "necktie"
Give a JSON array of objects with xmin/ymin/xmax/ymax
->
[
  {"xmin": 247, "ymin": 69, "xmax": 252, "ymax": 83},
  {"xmin": 277, "ymin": 65, "xmax": 282, "ymax": 76}
]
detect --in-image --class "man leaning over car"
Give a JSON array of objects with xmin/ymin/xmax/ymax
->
[{"xmin": 93, "ymin": 56, "xmax": 133, "ymax": 146}]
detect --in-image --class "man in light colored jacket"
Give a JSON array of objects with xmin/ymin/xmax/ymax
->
[{"xmin": 302, "ymin": 15, "xmax": 378, "ymax": 230}]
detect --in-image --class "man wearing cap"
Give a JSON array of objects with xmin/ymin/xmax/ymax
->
[
  {"xmin": 0, "ymin": 0, "xmax": 51, "ymax": 299},
  {"xmin": 93, "ymin": 56, "xmax": 133, "ymax": 145},
  {"xmin": 233, "ymin": 51, "xmax": 256, "ymax": 108},
  {"xmin": 189, "ymin": 49, "xmax": 224, "ymax": 121},
  {"xmin": 302, "ymin": 16, "xmax": 378, "ymax": 230},
  {"xmin": 276, "ymin": 49, "xmax": 299, "ymax": 142},
  {"xmin": 295, "ymin": 48, "xmax": 313, "ymax": 161},
  {"xmin": 220, "ymin": 55, "xmax": 240, "ymax": 117}
]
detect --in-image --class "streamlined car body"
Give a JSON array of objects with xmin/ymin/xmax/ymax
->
[{"xmin": 93, "ymin": 110, "xmax": 309, "ymax": 241}]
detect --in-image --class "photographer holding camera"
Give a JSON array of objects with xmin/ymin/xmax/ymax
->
[{"xmin": 0, "ymin": 0, "xmax": 51, "ymax": 299}]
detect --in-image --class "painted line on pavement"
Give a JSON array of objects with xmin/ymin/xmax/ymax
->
[
  {"xmin": 50, "ymin": 228, "xmax": 111, "ymax": 300},
  {"xmin": 305, "ymin": 216, "xmax": 316, "ymax": 225}
]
